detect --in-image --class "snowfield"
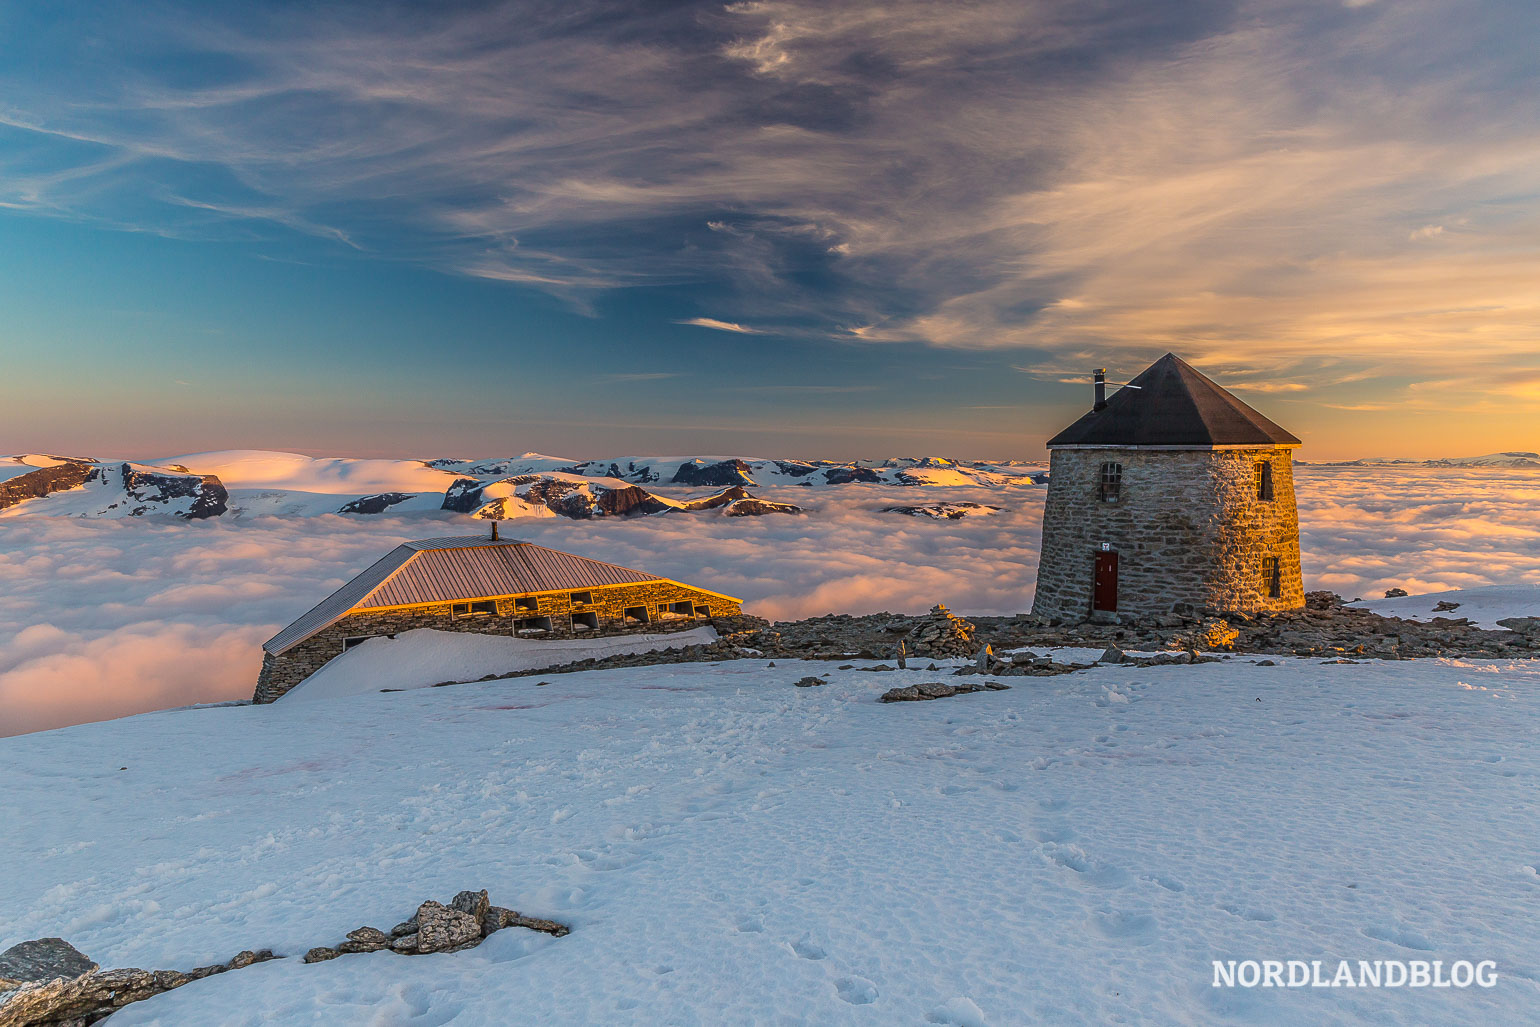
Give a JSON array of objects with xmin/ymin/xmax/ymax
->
[{"xmin": 2, "ymin": 654, "xmax": 1538, "ymax": 1024}]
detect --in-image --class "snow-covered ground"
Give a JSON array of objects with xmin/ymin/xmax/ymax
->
[
  {"xmin": 287, "ymin": 626, "xmax": 719, "ymax": 701},
  {"xmin": 2, "ymin": 654, "xmax": 1537, "ymax": 1024},
  {"xmin": 1351, "ymin": 587, "xmax": 1540, "ymax": 629}
]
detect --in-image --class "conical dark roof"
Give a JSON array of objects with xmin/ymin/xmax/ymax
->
[{"xmin": 1046, "ymin": 353, "xmax": 1300, "ymax": 448}]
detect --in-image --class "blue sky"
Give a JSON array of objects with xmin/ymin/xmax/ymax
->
[{"xmin": 2, "ymin": 0, "xmax": 1538, "ymax": 459}]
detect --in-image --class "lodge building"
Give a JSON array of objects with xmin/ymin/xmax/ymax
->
[{"xmin": 253, "ymin": 534, "xmax": 741, "ymax": 702}]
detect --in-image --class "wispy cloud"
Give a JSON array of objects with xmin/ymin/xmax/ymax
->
[
  {"xmin": 675, "ymin": 318, "xmax": 766, "ymax": 334},
  {"xmin": 0, "ymin": 0, "xmax": 1537, "ymax": 416},
  {"xmin": 599, "ymin": 372, "xmax": 679, "ymax": 383}
]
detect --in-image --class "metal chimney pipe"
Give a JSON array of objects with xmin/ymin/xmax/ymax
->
[
  {"xmin": 1093, "ymin": 368, "xmax": 1107, "ymax": 411},
  {"xmin": 491, "ymin": 520, "xmax": 499, "ymax": 541}
]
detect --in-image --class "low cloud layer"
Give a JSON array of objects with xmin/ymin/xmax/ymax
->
[{"xmin": 3, "ymin": 466, "xmax": 1537, "ymax": 736}]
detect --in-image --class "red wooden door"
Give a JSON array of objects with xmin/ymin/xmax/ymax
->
[{"xmin": 1093, "ymin": 551, "xmax": 1119, "ymax": 612}]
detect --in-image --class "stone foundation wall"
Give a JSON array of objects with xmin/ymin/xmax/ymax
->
[
  {"xmin": 254, "ymin": 581, "xmax": 740, "ymax": 703},
  {"xmin": 1030, "ymin": 446, "xmax": 1303, "ymax": 623}
]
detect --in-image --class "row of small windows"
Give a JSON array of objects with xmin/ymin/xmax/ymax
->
[
  {"xmin": 453, "ymin": 591, "xmax": 595, "ymax": 618},
  {"xmin": 1095, "ymin": 460, "xmax": 1275, "ymax": 503},
  {"xmin": 453, "ymin": 597, "xmax": 710, "ymax": 622}
]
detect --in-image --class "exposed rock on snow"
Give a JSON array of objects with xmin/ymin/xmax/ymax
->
[
  {"xmin": 304, "ymin": 891, "xmax": 569, "ymax": 965},
  {"xmin": 0, "ymin": 458, "xmax": 96, "ymax": 511},
  {"xmin": 116, "ymin": 463, "xmax": 228, "ymax": 519},
  {"xmin": 0, "ymin": 460, "xmax": 228, "ymax": 519},
  {"xmin": 336, "ymin": 492, "xmax": 417, "ymax": 515},
  {"xmin": 0, "ymin": 939, "xmax": 97, "ymax": 988},
  {"xmin": 442, "ymin": 473, "xmax": 799, "ymax": 520},
  {"xmin": 671, "ymin": 459, "xmax": 756, "ymax": 487},
  {"xmin": 878, "ymin": 680, "xmax": 1009, "ymax": 702},
  {"xmin": 883, "ymin": 502, "xmax": 1000, "ymax": 519},
  {"xmin": 794, "ymin": 676, "xmax": 826, "ymax": 687},
  {"xmin": 0, "ymin": 947, "xmax": 277, "ymax": 1026},
  {"xmin": 722, "ymin": 495, "xmax": 801, "ymax": 516}
]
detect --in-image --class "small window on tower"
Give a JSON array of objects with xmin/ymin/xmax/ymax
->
[
  {"xmin": 1255, "ymin": 460, "xmax": 1274, "ymax": 502},
  {"xmin": 1098, "ymin": 462, "xmax": 1122, "ymax": 503},
  {"xmin": 1262, "ymin": 556, "xmax": 1281, "ymax": 599}
]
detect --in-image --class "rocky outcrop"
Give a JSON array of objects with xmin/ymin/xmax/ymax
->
[
  {"xmin": 338, "ymin": 493, "xmax": 417, "ymax": 515},
  {"xmin": 879, "ymin": 681, "xmax": 1010, "ymax": 702},
  {"xmin": 118, "ymin": 464, "xmax": 228, "ymax": 519},
  {"xmin": 445, "ymin": 474, "xmax": 798, "ymax": 520},
  {"xmin": 0, "ymin": 460, "xmax": 96, "ymax": 511},
  {"xmin": 0, "ymin": 947, "xmax": 276, "ymax": 1027},
  {"xmin": 822, "ymin": 466, "xmax": 882, "ymax": 484},
  {"xmin": 883, "ymin": 502, "xmax": 1000, "ymax": 519},
  {"xmin": 305, "ymin": 889, "xmax": 569, "ymax": 964},
  {"xmin": 723, "ymin": 496, "xmax": 801, "ymax": 516},
  {"xmin": 0, "ymin": 941, "xmax": 96, "ymax": 990},
  {"xmin": 672, "ymin": 459, "xmax": 757, "ymax": 487}
]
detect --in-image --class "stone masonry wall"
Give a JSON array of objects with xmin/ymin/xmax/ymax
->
[
  {"xmin": 1030, "ymin": 447, "xmax": 1303, "ymax": 623},
  {"xmin": 254, "ymin": 581, "xmax": 741, "ymax": 703}
]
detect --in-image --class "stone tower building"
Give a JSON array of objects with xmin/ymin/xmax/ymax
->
[{"xmin": 1030, "ymin": 353, "xmax": 1304, "ymax": 623}]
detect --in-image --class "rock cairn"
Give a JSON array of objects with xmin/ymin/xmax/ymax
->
[
  {"xmin": 303, "ymin": 889, "xmax": 568, "ymax": 963},
  {"xmin": 896, "ymin": 605, "xmax": 977, "ymax": 659},
  {"xmin": 0, "ymin": 939, "xmax": 275, "ymax": 1027}
]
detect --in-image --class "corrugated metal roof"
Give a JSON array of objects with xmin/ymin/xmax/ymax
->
[
  {"xmin": 261, "ymin": 544, "xmax": 416, "ymax": 655},
  {"xmin": 262, "ymin": 535, "xmax": 705, "ymax": 656},
  {"xmin": 361, "ymin": 542, "xmax": 657, "ymax": 608}
]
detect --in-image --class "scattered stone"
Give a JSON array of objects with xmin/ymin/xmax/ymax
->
[
  {"xmin": 1256, "ymin": 659, "xmax": 1277, "ymax": 667},
  {"xmin": 337, "ymin": 928, "xmax": 390, "ymax": 954},
  {"xmin": 856, "ymin": 665, "xmax": 894, "ymax": 672},
  {"xmin": 794, "ymin": 676, "xmax": 825, "ymax": 687},
  {"xmin": 1099, "ymin": 644, "xmax": 1124, "ymax": 664},
  {"xmin": 879, "ymin": 681, "xmax": 1009, "ymax": 703},
  {"xmin": 1497, "ymin": 617, "xmax": 1540, "ymax": 635},
  {"xmin": 449, "ymin": 890, "xmax": 490, "ymax": 922},
  {"xmin": 1384, "ymin": 587, "xmax": 1410, "ymax": 598},
  {"xmin": 1433, "ymin": 601, "xmax": 1461, "ymax": 613},
  {"xmin": 390, "ymin": 915, "xmax": 418, "ymax": 938},
  {"xmin": 481, "ymin": 907, "xmax": 570, "ymax": 938},
  {"xmin": 302, "ymin": 947, "xmax": 341, "ymax": 963},
  {"xmin": 0, "ymin": 939, "xmax": 97, "ymax": 986},
  {"xmin": 412, "ymin": 901, "xmax": 482, "ymax": 954},
  {"xmin": 0, "ymin": 948, "xmax": 277, "ymax": 1026}
]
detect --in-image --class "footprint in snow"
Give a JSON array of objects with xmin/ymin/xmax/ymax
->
[
  {"xmin": 1091, "ymin": 907, "xmax": 1158, "ymax": 943},
  {"xmin": 790, "ymin": 933, "xmax": 827, "ymax": 960},
  {"xmin": 1219, "ymin": 903, "xmax": 1277, "ymax": 922},
  {"xmin": 1140, "ymin": 873, "xmax": 1185, "ymax": 893},
  {"xmin": 835, "ymin": 976, "xmax": 879, "ymax": 1005},
  {"xmin": 1361, "ymin": 924, "xmax": 1435, "ymax": 951},
  {"xmin": 737, "ymin": 916, "xmax": 765, "ymax": 933}
]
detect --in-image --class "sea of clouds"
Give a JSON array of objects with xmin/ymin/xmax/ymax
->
[{"xmin": 2, "ymin": 466, "xmax": 1537, "ymax": 736}]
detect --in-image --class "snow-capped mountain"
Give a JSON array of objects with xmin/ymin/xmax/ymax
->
[
  {"xmin": 0, "ymin": 451, "xmax": 1046, "ymax": 520},
  {"xmin": 1305, "ymin": 451, "xmax": 1540, "ymax": 468}
]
